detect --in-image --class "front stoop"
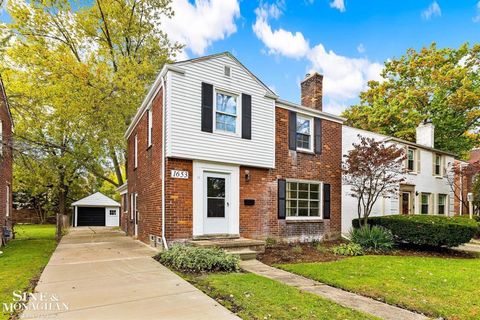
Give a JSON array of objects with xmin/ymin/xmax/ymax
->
[{"xmin": 188, "ymin": 238, "xmax": 266, "ymax": 260}]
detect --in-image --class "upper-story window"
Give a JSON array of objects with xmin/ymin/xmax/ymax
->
[
  {"xmin": 407, "ymin": 147, "xmax": 415, "ymax": 171},
  {"xmin": 434, "ymin": 154, "xmax": 442, "ymax": 176},
  {"xmin": 215, "ymin": 91, "xmax": 238, "ymax": 134},
  {"xmin": 296, "ymin": 115, "xmax": 313, "ymax": 152}
]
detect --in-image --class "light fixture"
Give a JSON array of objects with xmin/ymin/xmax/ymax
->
[{"xmin": 245, "ymin": 170, "xmax": 251, "ymax": 182}]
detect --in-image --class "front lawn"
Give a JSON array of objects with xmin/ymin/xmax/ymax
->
[
  {"xmin": 280, "ymin": 255, "xmax": 480, "ymax": 320},
  {"xmin": 187, "ymin": 272, "xmax": 378, "ymax": 320},
  {"xmin": 0, "ymin": 224, "xmax": 57, "ymax": 320}
]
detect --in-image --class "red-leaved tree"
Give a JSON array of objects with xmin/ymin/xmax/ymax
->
[{"xmin": 343, "ymin": 135, "xmax": 406, "ymax": 226}]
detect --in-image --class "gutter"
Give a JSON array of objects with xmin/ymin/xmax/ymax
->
[{"xmin": 161, "ymin": 75, "xmax": 168, "ymax": 250}]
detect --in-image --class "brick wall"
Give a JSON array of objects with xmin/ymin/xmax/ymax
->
[
  {"xmin": 0, "ymin": 82, "xmax": 12, "ymax": 233},
  {"xmin": 126, "ymin": 89, "xmax": 163, "ymax": 243},
  {"xmin": 239, "ymin": 107, "xmax": 342, "ymax": 242}
]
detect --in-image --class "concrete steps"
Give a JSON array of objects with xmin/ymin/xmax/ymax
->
[{"xmin": 188, "ymin": 237, "xmax": 266, "ymax": 260}]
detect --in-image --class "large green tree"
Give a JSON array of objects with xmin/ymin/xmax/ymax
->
[
  {"xmin": 1, "ymin": 0, "xmax": 181, "ymax": 216},
  {"xmin": 342, "ymin": 43, "xmax": 480, "ymax": 157}
]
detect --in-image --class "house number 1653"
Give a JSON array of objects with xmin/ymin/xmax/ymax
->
[{"xmin": 171, "ymin": 170, "xmax": 189, "ymax": 179}]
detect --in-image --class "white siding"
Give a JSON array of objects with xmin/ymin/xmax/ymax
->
[
  {"xmin": 342, "ymin": 126, "xmax": 455, "ymax": 234},
  {"xmin": 165, "ymin": 55, "xmax": 275, "ymax": 168}
]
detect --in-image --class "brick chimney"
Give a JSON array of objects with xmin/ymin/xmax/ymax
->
[{"xmin": 301, "ymin": 72, "xmax": 323, "ymax": 111}]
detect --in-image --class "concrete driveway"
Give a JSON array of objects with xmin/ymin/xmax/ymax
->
[{"xmin": 21, "ymin": 227, "xmax": 239, "ymax": 320}]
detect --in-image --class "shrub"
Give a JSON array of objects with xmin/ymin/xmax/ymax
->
[
  {"xmin": 155, "ymin": 244, "xmax": 240, "ymax": 273},
  {"xmin": 350, "ymin": 225, "xmax": 394, "ymax": 252},
  {"xmin": 291, "ymin": 245, "xmax": 303, "ymax": 254},
  {"xmin": 331, "ymin": 243, "xmax": 364, "ymax": 256},
  {"xmin": 265, "ymin": 237, "xmax": 277, "ymax": 247},
  {"xmin": 352, "ymin": 215, "xmax": 478, "ymax": 247}
]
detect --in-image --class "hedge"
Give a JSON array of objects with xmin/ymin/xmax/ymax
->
[{"xmin": 352, "ymin": 215, "xmax": 478, "ymax": 247}]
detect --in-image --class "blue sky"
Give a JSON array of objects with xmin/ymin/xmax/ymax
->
[{"xmin": 2, "ymin": 0, "xmax": 480, "ymax": 115}]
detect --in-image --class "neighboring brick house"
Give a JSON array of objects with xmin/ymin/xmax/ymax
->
[
  {"xmin": 121, "ymin": 52, "xmax": 343, "ymax": 246},
  {"xmin": 0, "ymin": 76, "xmax": 13, "ymax": 245},
  {"xmin": 342, "ymin": 122, "xmax": 456, "ymax": 234}
]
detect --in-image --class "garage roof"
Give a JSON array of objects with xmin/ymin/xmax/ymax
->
[{"xmin": 72, "ymin": 192, "xmax": 120, "ymax": 207}]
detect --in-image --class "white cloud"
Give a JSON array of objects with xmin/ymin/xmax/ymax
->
[
  {"xmin": 421, "ymin": 1, "xmax": 441, "ymax": 20},
  {"xmin": 252, "ymin": 2, "xmax": 309, "ymax": 58},
  {"xmin": 357, "ymin": 43, "xmax": 365, "ymax": 53},
  {"xmin": 162, "ymin": 0, "xmax": 240, "ymax": 56},
  {"xmin": 253, "ymin": 2, "xmax": 383, "ymax": 113},
  {"xmin": 473, "ymin": 1, "xmax": 480, "ymax": 23},
  {"xmin": 330, "ymin": 0, "xmax": 345, "ymax": 12}
]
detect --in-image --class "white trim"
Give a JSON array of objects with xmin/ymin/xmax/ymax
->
[
  {"xmin": 285, "ymin": 179, "xmax": 324, "ymax": 219},
  {"xmin": 213, "ymin": 88, "xmax": 241, "ymax": 137},
  {"xmin": 193, "ymin": 161, "xmax": 239, "ymax": 237},
  {"xmin": 147, "ymin": 106, "xmax": 153, "ymax": 147},
  {"xmin": 277, "ymin": 99, "xmax": 345, "ymax": 124},
  {"xmin": 295, "ymin": 114, "xmax": 314, "ymax": 153},
  {"xmin": 74, "ymin": 206, "xmax": 78, "ymax": 227},
  {"xmin": 125, "ymin": 64, "xmax": 185, "ymax": 139},
  {"xmin": 5, "ymin": 184, "xmax": 9, "ymax": 217},
  {"xmin": 134, "ymin": 134, "xmax": 138, "ymax": 169},
  {"xmin": 161, "ymin": 75, "xmax": 168, "ymax": 249}
]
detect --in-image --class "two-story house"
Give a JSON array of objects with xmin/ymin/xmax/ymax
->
[
  {"xmin": 122, "ymin": 52, "xmax": 343, "ymax": 248},
  {"xmin": 0, "ymin": 76, "xmax": 13, "ymax": 245},
  {"xmin": 342, "ymin": 121, "xmax": 456, "ymax": 234}
]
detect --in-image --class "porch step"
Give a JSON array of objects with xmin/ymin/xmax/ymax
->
[{"xmin": 188, "ymin": 237, "xmax": 266, "ymax": 260}]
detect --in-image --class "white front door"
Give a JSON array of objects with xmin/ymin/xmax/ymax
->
[{"xmin": 203, "ymin": 172, "xmax": 230, "ymax": 235}]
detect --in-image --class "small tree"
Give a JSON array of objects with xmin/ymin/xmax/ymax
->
[{"xmin": 343, "ymin": 135, "xmax": 406, "ymax": 226}]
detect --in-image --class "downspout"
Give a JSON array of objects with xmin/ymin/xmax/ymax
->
[{"xmin": 161, "ymin": 75, "xmax": 168, "ymax": 250}]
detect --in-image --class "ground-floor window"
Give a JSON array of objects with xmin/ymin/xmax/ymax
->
[
  {"xmin": 437, "ymin": 194, "xmax": 447, "ymax": 215},
  {"xmin": 420, "ymin": 193, "xmax": 431, "ymax": 214},
  {"xmin": 286, "ymin": 181, "xmax": 321, "ymax": 218}
]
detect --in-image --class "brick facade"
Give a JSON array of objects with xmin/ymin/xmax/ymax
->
[
  {"xmin": 0, "ymin": 79, "xmax": 13, "ymax": 238},
  {"xmin": 125, "ymin": 89, "xmax": 163, "ymax": 243}
]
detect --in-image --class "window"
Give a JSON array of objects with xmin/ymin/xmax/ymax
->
[
  {"xmin": 215, "ymin": 92, "xmax": 238, "ymax": 134},
  {"xmin": 407, "ymin": 147, "xmax": 415, "ymax": 171},
  {"xmin": 286, "ymin": 181, "xmax": 321, "ymax": 218},
  {"xmin": 224, "ymin": 66, "xmax": 231, "ymax": 77},
  {"xmin": 5, "ymin": 184, "xmax": 9, "ymax": 217},
  {"xmin": 438, "ymin": 194, "xmax": 447, "ymax": 215},
  {"xmin": 123, "ymin": 194, "xmax": 128, "ymax": 213},
  {"xmin": 421, "ymin": 193, "xmax": 430, "ymax": 214},
  {"xmin": 296, "ymin": 115, "xmax": 313, "ymax": 151},
  {"xmin": 134, "ymin": 134, "xmax": 138, "ymax": 168},
  {"xmin": 434, "ymin": 154, "xmax": 442, "ymax": 176},
  {"xmin": 130, "ymin": 193, "xmax": 135, "ymax": 220},
  {"xmin": 109, "ymin": 209, "xmax": 117, "ymax": 216},
  {"xmin": 147, "ymin": 107, "xmax": 153, "ymax": 147},
  {"xmin": 207, "ymin": 177, "xmax": 226, "ymax": 218}
]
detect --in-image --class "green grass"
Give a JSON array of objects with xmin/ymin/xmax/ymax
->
[
  {"xmin": 188, "ymin": 272, "xmax": 378, "ymax": 320},
  {"xmin": 0, "ymin": 225, "xmax": 57, "ymax": 320},
  {"xmin": 280, "ymin": 255, "xmax": 480, "ymax": 320}
]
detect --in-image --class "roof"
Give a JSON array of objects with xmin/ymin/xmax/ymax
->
[
  {"xmin": 383, "ymin": 137, "xmax": 457, "ymax": 157},
  {"xmin": 116, "ymin": 182, "xmax": 128, "ymax": 194},
  {"xmin": 72, "ymin": 192, "xmax": 120, "ymax": 207}
]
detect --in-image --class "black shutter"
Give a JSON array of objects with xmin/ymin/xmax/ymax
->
[
  {"xmin": 323, "ymin": 183, "xmax": 331, "ymax": 219},
  {"xmin": 288, "ymin": 111, "xmax": 297, "ymax": 151},
  {"xmin": 242, "ymin": 94, "xmax": 251, "ymax": 139},
  {"xmin": 278, "ymin": 179, "xmax": 286, "ymax": 219},
  {"xmin": 201, "ymin": 82, "xmax": 213, "ymax": 132},
  {"xmin": 314, "ymin": 118, "xmax": 322, "ymax": 154}
]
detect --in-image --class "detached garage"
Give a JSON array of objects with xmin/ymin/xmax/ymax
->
[{"xmin": 72, "ymin": 192, "xmax": 121, "ymax": 227}]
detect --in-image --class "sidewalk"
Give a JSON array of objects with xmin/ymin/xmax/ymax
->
[
  {"xmin": 240, "ymin": 260, "xmax": 428, "ymax": 320},
  {"xmin": 21, "ymin": 227, "xmax": 239, "ymax": 320}
]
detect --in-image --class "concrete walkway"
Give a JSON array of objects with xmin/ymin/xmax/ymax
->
[
  {"xmin": 240, "ymin": 260, "xmax": 428, "ymax": 320},
  {"xmin": 22, "ymin": 227, "xmax": 239, "ymax": 320}
]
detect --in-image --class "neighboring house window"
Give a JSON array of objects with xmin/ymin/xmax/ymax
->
[
  {"xmin": 438, "ymin": 194, "xmax": 447, "ymax": 215},
  {"xmin": 296, "ymin": 115, "xmax": 313, "ymax": 152},
  {"xmin": 109, "ymin": 209, "xmax": 116, "ymax": 216},
  {"xmin": 147, "ymin": 106, "xmax": 153, "ymax": 147},
  {"xmin": 130, "ymin": 193, "xmax": 134, "ymax": 220},
  {"xmin": 407, "ymin": 147, "xmax": 415, "ymax": 171},
  {"xmin": 421, "ymin": 193, "xmax": 431, "ymax": 214},
  {"xmin": 134, "ymin": 193, "xmax": 139, "ymax": 221},
  {"xmin": 286, "ymin": 181, "xmax": 321, "ymax": 218},
  {"xmin": 215, "ymin": 91, "xmax": 238, "ymax": 133},
  {"xmin": 134, "ymin": 134, "xmax": 138, "ymax": 168},
  {"xmin": 434, "ymin": 154, "xmax": 442, "ymax": 176},
  {"xmin": 5, "ymin": 184, "xmax": 9, "ymax": 217}
]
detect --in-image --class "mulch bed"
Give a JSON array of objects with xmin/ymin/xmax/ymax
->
[{"xmin": 258, "ymin": 241, "xmax": 478, "ymax": 266}]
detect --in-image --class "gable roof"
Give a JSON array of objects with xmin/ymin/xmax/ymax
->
[
  {"xmin": 72, "ymin": 192, "xmax": 120, "ymax": 207},
  {"xmin": 173, "ymin": 52, "xmax": 278, "ymax": 98}
]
